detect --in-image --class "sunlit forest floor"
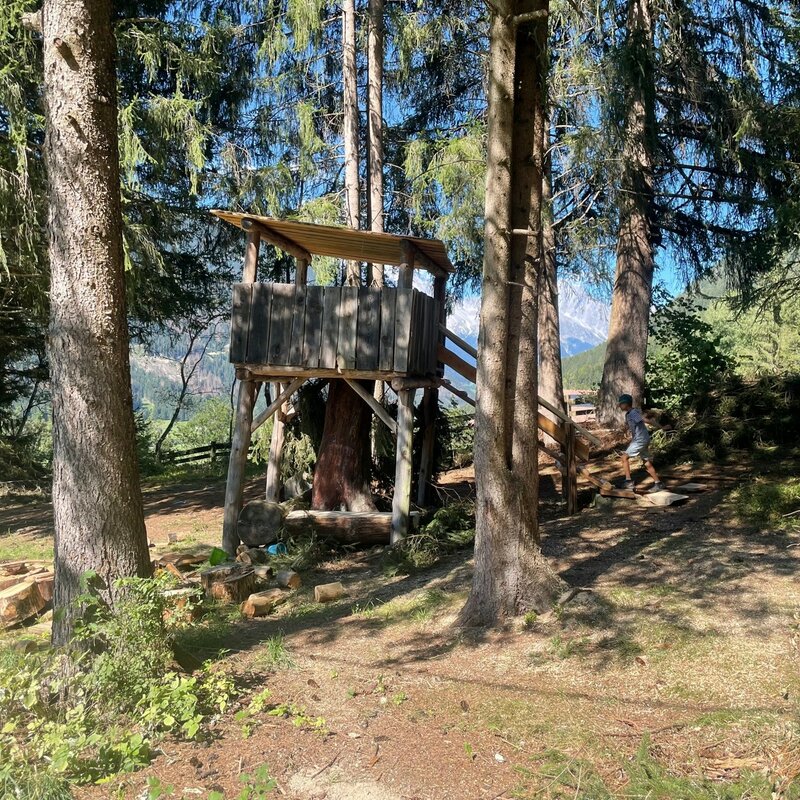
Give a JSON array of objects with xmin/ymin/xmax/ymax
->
[{"xmin": 2, "ymin": 454, "xmax": 800, "ymax": 798}]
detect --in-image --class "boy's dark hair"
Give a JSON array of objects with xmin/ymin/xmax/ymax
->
[{"xmin": 618, "ymin": 393, "xmax": 633, "ymax": 405}]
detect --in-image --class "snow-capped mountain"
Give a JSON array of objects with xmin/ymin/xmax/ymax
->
[{"xmin": 446, "ymin": 281, "xmax": 609, "ymax": 357}]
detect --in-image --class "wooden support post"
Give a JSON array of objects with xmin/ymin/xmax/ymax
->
[
  {"xmin": 265, "ymin": 381, "xmax": 287, "ymax": 503},
  {"xmin": 251, "ymin": 378, "xmax": 304, "ymax": 433},
  {"xmin": 398, "ymin": 240, "xmax": 414, "ymax": 289},
  {"xmin": 295, "ymin": 256, "xmax": 309, "ymax": 286},
  {"xmin": 222, "ymin": 232, "xmax": 261, "ymax": 554},
  {"xmin": 391, "ymin": 388, "xmax": 415, "ymax": 544},
  {"xmin": 417, "ymin": 274, "xmax": 446, "ymax": 506},
  {"xmin": 344, "ymin": 379, "xmax": 398, "ymax": 435},
  {"xmin": 564, "ymin": 421, "xmax": 578, "ymax": 515}
]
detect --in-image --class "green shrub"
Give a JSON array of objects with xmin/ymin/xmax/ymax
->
[{"xmin": 0, "ymin": 574, "xmax": 236, "ymax": 786}]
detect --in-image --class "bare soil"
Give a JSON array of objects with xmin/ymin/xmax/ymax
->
[{"xmin": 3, "ymin": 453, "xmax": 799, "ymax": 798}]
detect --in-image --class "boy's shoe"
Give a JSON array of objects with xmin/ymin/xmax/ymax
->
[
  {"xmin": 648, "ymin": 482, "xmax": 665, "ymax": 493},
  {"xmin": 623, "ymin": 480, "xmax": 636, "ymax": 490}
]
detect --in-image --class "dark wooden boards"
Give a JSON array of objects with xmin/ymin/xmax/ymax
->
[{"xmin": 230, "ymin": 283, "xmax": 442, "ymax": 378}]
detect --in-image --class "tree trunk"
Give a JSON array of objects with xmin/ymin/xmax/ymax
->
[
  {"xmin": 459, "ymin": 0, "xmax": 564, "ymax": 628},
  {"xmin": 43, "ymin": 0, "xmax": 151, "ymax": 646},
  {"xmin": 538, "ymin": 152, "xmax": 567, "ymax": 443},
  {"xmin": 366, "ymin": 0, "xmax": 385, "ymax": 287},
  {"xmin": 312, "ymin": 380, "xmax": 376, "ymax": 512},
  {"xmin": 596, "ymin": 0, "xmax": 656, "ymax": 425},
  {"xmin": 342, "ymin": 0, "xmax": 360, "ymax": 285}
]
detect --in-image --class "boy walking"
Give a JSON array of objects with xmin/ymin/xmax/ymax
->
[{"xmin": 618, "ymin": 394, "xmax": 664, "ymax": 492}]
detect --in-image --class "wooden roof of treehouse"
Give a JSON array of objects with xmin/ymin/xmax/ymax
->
[{"xmin": 211, "ymin": 211, "xmax": 454, "ymax": 276}]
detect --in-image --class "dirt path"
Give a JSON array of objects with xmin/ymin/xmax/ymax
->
[{"xmin": 70, "ymin": 480, "xmax": 800, "ymax": 799}]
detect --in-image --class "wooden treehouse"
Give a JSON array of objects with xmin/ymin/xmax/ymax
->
[{"xmin": 215, "ymin": 211, "xmax": 456, "ymax": 554}]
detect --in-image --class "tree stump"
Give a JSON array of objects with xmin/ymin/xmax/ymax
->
[
  {"xmin": 207, "ymin": 572, "xmax": 257, "ymax": 604},
  {"xmin": 276, "ymin": 570, "xmax": 301, "ymax": 590},
  {"xmin": 0, "ymin": 581, "xmax": 47, "ymax": 628}
]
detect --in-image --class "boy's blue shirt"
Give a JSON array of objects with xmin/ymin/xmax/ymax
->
[{"xmin": 625, "ymin": 408, "xmax": 650, "ymax": 445}]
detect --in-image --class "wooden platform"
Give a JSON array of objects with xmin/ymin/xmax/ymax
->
[{"xmin": 231, "ymin": 283, "xmax": 440, "ymax": 379}]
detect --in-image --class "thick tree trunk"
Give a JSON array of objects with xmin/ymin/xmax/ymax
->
[
  {"xmin": 596, "ymin": 0, "xmax": 656, "ymax": 425},
  {"xmin": 312, "ymin": 380, "xmax": 376, "ymax": 512},
  {"xmin": 538, "ymin": 156, "xmax": 567, "ymax": 426},
  {"xmin": 459, "ymin": 0, "xmax": 564, "ymax": 628},
  {"xmin": 43, "ymin": 0, "xmax": 151, "ymax": 646},
  {"xmin": 342, "ymin": 0, "xmax": 360, "ymax": 284}
]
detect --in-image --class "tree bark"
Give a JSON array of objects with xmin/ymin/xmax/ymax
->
[
  {"xmin": 43, "ymin": 0, "xmax": 151, "ymax": 646},
  {"xmin": 538, "ymin": 152, "xmax": 567, "ymax": 435},
  {"xmin": 596, "ymin": 0, "xmax": 656, "ymax": 425},
  {"xmin": 366, "ymin": 0, "xmax": 384, "ymax": 287},
  {"xmin": 342, "ymin": 0, "xmax": 360, "ymax": 284},
  {"xmin": 312, "ymin": 380, "xmax": 376, "ymax": 512},
  {"xmin": 459, "ymin": 0, "xmax": 564, "ymax": 628}
]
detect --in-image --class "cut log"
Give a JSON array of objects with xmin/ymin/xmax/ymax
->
[
  {"xmin": 156, "ymin": 549, "xmax": 212, "ymax": 569},
  {"xmin": 34, "ymin": 572, "xmax": 55, "ymax": 603},
  {"xmin": 238, "ymin": 500, "xmax": 284, "ymax": 547},
  {"xmin": 237, "ymin": 548, "xmax": 268, "ymax": 566},
  {"xmin": 276, "ymin": 570, "xmax": 301, "ymax": 590},
  {"xmin": 314, "ymin": 581, "xmax": 345, "ymax": 603},
  {"xmin": 285, "ymin": 510, "xmax": 420, "ymax": 545},
  {"xmin": 241, "ymin": 588, "xmax": 289, "ymax": 618},
  {"xmin": 207, "ymin": 572, "xmax": 257, "ymax": 604},
  {"xmin": 253, "ymin": 565, "xmax": 274, "ymax": 581},
  {"xmin": 0, "ymin": 581, "xmax": 47, "ymax": 628}
]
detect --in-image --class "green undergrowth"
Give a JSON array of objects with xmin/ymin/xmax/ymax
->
[
  {"xmin": 732, "ymin": 475, "xmax": 800, "ymax": 530},
  {"xmin": 512, "ymin": 736, "xmax": 788, "ymax": 800},
  {"xmin": 0, "ymin": 574, "xmax": 238, "ymax": 791},
  {"xmin": 0, "ymin": 531, "xmax": 54, "ymax": 563},
  {"xmin": 382, "ymin": 501, "xmax": 475, "ymax": 575}
]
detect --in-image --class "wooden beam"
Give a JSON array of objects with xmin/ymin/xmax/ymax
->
[
  {"xmin": 391, "ymin": 388, "xmax": 416, "ymax": 544},
  {"xmin": 243, "ymin": 230, "xmax": 260, "ymax": 282},
  {"xmin": 265, "ymin": 382, "xmax": 288, "ymax": 503},
  {"xmin": 344, "ymin": 379, "xmax": 398, "ymax": 436},
  {"xmin": 538, "ymin": 395, "xmax": 602, "ymax": 448},
  {"xmin": 241, "ymin": 217, "xmax": 312, "ymax": 262},
  {"xmin": 295, "ymin": 256, "xmax": 309, "ymax": 286},
  {"xmin": 564, "ymin": 422, "xmax": 578, "ymax": 515},
  {"xmin": 439, "ymin": 378, "xmax": 476, "ymax": 407},
  {"xmin": 250, "ymin": 378, "xmax": 305, "ymax": 433},
  {"xmin": 398, "ymin": 240, "xmax": 414, "ymax": 289},
  {"xmin": 439, "ymin": 323, "xmax": 478, "ymax": 359},
  {"xmin": 437, "ymin": 344, "xmax": 477, "ymax": 384},
  {"xmin": 417, "ymin": 386, "xmax": 437, "ymax": 506},
  {"xmin": 408, "ymin": 242, "xmax": 447, "ymax": 278},
  {"xmin": 390, "ymin": 376, "xmax": 438, "ymax": 390}
]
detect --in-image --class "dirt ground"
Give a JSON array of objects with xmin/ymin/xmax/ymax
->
[{"xmin": 3, "ymin": 456, "xmax": 800, "ymax": 798}]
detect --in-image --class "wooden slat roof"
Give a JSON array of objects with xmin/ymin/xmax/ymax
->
[{"xmin": 212, "ymin": 210, "xmax": 454, "ymax": 275}]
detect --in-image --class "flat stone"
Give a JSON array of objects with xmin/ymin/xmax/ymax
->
[
  {"xmin": 643, "ymin": 491, "xmax": 689, "ymax": 507},
  {"xmin": 676, "ymin": 482, "xmax": 708, "ymax": 493}
]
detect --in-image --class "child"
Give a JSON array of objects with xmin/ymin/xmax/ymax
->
[{"xmin": 617, "ymin": 394, "xmax": 664, "ymax": 492}]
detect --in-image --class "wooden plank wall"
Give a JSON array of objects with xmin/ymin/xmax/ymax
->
[{"xmin": 229, "ymin": 283, "xmax": 440, "ymax": 376}]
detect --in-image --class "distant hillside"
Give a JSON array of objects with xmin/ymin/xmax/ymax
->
[{"xmin": 562, "ymin": 342, "xmax": 605, "ymax": 389}]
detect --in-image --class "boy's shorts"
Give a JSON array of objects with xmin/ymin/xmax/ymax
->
[{"xmin": 625, "ymin": 441, "xmax": 651, "ymax": 461}]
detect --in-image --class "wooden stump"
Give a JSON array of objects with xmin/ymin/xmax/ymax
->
[
  {"xmin": 241, "ymin": 588, "xmax": 289, "ymax": 618},
  {"xmin": 0, "ymin": 581, "xmax": 47, "ymax": 628},
  {"xmin": 276, "ymin": 570, "xmax": 301, "ymax": 589},
  {"xmin": 314, "ymin": 581, "xmax": 345, "ymax": 603},
  {"xmin": 208, "ymin": 572, "xmax": 257, "ymax": 604}
]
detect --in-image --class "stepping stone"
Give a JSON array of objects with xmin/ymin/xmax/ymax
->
[
  {"xmin": 675, "ymin": 482, "xmax": 708, "ymax": 493},
  {"xmin": 642, "ymin": 490, "xmax": 690, "ymax": 507}
]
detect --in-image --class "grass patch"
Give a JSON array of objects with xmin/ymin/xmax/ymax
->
[
  {"xmin": 364, "ymin": 588, "xmax": 457, "ymax": 626},
  {"xmin": 0, "ymin": 532, "xmax": 54, "ymax": 563},
  {"xmin": 253, "ymin": 633, "xmax": 295, "ymax": 671},
  {"xmin": 733, "ymin": 475, "xmax": 800, "ymax": 530},
  {"xmin": 513, "ymin": 748, "xmax": 611, "ymax": 799}
]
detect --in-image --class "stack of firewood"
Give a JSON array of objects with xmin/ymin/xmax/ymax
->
[{"xmin": 0, "ymin": 560, "xmax": 54, "ymax": 628}]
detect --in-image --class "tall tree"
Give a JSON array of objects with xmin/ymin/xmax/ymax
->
[
  {"xmin": 459, "ymin": 0, "xmax": 564, "ymax": 627},
  {"xmin": 43, "ymin": 0, "xmax": 151, "ymax": 645},
  {"xmin": 596, "ymin": 0, "xmax": 655, "ymax": 421},
  {"xmin": 343, "ymin": 0, "xmax": 360, "ymax": 283}
]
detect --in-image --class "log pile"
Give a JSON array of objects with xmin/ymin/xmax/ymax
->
[{"xmin": 0, "ymin": 560, "xmax": 54, "ymax": 628}]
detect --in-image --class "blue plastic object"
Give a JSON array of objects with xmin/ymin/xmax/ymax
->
[{"xmin": 267, "ymin": 542, "xmax": 288, "ymax": 555}]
